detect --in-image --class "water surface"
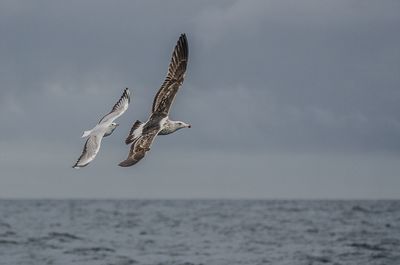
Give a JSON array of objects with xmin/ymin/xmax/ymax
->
[{"xmin": 0, "ymin": 200, "xmax": 399, "ymax": 265}]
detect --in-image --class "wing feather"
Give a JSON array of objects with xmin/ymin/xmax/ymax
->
[
  {"xmin": 73, "ymin": 134, "xmax": 103, "ymax": 168},
  {"xmin": 99, "ymin": 88, "xmax": 131, "ymax": 124},
  {"xmin": 125, "ymin": 120, "xmax": 143, "ymax": 145},
  {"xmin": 152, "ymin": 34, "xmax": 189, "ymax": 114},
  {"xmin": 118, "ymin": 127, "xmax": 160, "ymax": 167}
]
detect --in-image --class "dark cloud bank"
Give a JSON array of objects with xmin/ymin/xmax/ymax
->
[{"xmin": 0, "ymin": 0, "xmax": 399, "ymax": 198}]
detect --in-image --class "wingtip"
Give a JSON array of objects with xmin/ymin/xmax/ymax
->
[
  {"xmin": 124, "ymin": 87, "xmax": 131, "ymax": 103},
  {"xmin": 118, "ymin": 158, "xmax": 137, "ymax": 167},
  {"xmin": 72, "ymin": 161, "xmax": 82, "ymax": 168},
  {"xmin": 180, "ymin": 33, "xmax": 187, "ymax": 43},
  {"xmin": 72, "ymin": 161, "xmax": 89, "ymax": 169},
  {"xmin": 178, "ymin": 33, "xmax": 188, "ymax": 57},
  {"xmin": 118, "ymin": 161, "xmax": 129, "ymax": 167}
]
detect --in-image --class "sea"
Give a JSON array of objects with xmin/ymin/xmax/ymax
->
[{"xmin": 0, "ymin": 200, "xmax": 399, "ymax": 265}]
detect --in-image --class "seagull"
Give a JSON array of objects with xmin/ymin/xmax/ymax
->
[
  {"xmin": 119, "ymin": 34, "xmax": 190, "ymax": 167},
  {"xmin": 73, "ymin": 88, "xmax": 131, "ymax": 168}
]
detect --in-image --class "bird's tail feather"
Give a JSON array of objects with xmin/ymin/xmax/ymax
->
[
  {"xmin": 125, "ymin": 120, "xmax": 143, "ymax": 144},
  {"xmin": 82, "ymin": 130, "xmax": 92, "ymax": 138}
]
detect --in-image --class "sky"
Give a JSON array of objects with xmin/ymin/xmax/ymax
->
[{"xmin": 0, "ymin": 0, "xmax": 399, "ymax": 199}]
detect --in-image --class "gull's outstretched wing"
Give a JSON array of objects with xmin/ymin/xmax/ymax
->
[
  {"xmin": 152, "ymin": 34, "xmax": 188, "ymax": 115},
  {"xmin": 118, "ymin": 126, "xmax": 160, "ymax": 167},
  {"xmin": 73, "ymin": 134, "xmax": 103, "ymax": 168},
  {"xmin": 99, "ymin": 88, "xmax": 131, "ymax": 125}
]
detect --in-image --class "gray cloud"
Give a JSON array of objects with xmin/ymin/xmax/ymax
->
[{"xmin": 0, "ymin": 0, "xmax": 399, "ymax": 198}]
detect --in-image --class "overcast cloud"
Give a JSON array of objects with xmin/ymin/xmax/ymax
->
[{"xmin": 0, "ymin": 0, "xmax": 399, "ymax": 199}]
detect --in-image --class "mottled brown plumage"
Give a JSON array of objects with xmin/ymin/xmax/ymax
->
[
  {"xmin": 119, "ymin": 34, "xmax": 189, "ymax": 167},
  {"xmin": 152, "ymin": 33, "xmax": 188, "ymax": 115},
  {"xmin": 118, "ymin": 124, "xmax": 160, "ymax": 167}
]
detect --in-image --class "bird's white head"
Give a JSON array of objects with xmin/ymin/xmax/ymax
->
[
  {"xmin": 104, "ymin": 122, "xmax": 119, "ymax": 137},
  {"xmin": 175, "ymin": 121, "xmax": 191, "ymax": 130}
]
